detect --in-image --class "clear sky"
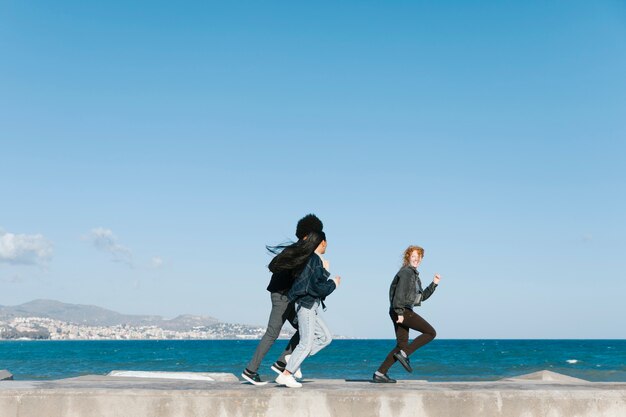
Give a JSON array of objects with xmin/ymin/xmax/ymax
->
[{"xmin": 1, "ymin": 1, "xmax": 625, "ymax": 338}]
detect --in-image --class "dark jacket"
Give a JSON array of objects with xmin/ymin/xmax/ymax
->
[
  {"xmin": 288, "ymin": 253, "xmax": 336, "ymax": 309},
  {"xmin": 389, "ymin": 265, "xmax": 437, "ymax": 316},
  {"xmin": 266, "ymin": 269, "xmax": 295, "ymax": 294}
]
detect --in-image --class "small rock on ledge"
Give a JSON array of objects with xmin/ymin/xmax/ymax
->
[
  {"xmin": 0, "ymin": 370, "xmax": 14, "ymax": 381},
  {"xmin": 500, "ymin": 370, "xmax": 588, "ymax": 383}
]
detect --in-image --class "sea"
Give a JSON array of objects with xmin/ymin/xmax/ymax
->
[{"xmin": 1, "ymin": 339, "xmax": 624, "ymax": 382}]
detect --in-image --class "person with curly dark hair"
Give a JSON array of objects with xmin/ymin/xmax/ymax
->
[
  {"xmin": 241, "ymin": 214, "xmax": 324, "ymax": 385},
  {"xmin": 373, "ymin": 245, "xmax": 442, "ymax": 383},
  {"xmin": 274, "ymin": 231, "xmax": 341, "ymax": 388}
]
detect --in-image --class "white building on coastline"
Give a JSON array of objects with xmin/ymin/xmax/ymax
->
[{"xmin": 0, "ymin": 316, "xmax": 292, "ymax": 340}]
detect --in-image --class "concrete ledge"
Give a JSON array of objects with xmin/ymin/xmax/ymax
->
[
  {"xmin": 107, "ymin": 370, "xmax": 238, "ymax": 382},
  {"xmin": 1, "ymin": 374, "xmax": 625, "ymax": 417}
]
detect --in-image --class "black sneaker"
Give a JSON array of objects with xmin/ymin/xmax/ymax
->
[
  {"xmin": 372, "ymin": 372, "xmax": 397, "ymax": 383},
  {"xmin": 393, "ymin": 352, "xmax": 413, "ymax": 373},
  {"xmin": 241, "ymin": 368, "xmax": 268, "ymax": 386},
  {"xmin": 270, "ymin": 361, "xmax": 286, "ymax": 375}
]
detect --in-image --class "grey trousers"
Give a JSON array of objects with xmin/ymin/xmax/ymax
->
[{"xmin": 245, "ymin": 292, "xmax": 300, "ymax": 373}]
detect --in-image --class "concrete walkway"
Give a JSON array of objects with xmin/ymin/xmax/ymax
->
[{"xmin": 1, "ymin": 372, "xmax": 625, "ymax": 417}]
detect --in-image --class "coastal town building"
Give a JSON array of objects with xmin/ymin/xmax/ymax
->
[{"xmin": 0, "ymin": 316, "xmax": 293, "ymax": 340}]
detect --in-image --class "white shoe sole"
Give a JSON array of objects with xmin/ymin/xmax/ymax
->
[
  {"xmin": 275, "ymin": 374, "xmax": 302, "ymax": 388},
  {"xmin": 241, "ymin": 373, "xmax": 268, "ymax": 386}
]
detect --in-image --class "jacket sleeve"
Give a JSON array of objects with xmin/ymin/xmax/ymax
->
[
  {"xmin": 308, "ymin": 261, "xmax": 336, "ymax": 299},
  {"xmin": 421, "ymin": 281, "xmax": 438, "ymax": 302},
  {"xmin": 392, "ymin": 270, "xmax": 412, "ymax": 316}
]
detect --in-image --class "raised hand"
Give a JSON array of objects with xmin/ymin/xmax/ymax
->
[{"xmin": 323, "ymin": 259, "xmax": 330, "ymax": 271}]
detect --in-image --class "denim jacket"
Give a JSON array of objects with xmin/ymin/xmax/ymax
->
[
  {"xmin": 288, "ymin": 253, "xmax": 336, "ymax": 309},
  {"xmin": 389, "ymin": 265, "xmax": 437, "ymax": 316}
]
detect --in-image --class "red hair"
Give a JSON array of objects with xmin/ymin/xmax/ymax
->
[{"xmin": 402, "ymin": 245, "xmax": 424, "ymax": 267}]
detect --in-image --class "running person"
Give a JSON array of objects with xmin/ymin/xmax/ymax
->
[
  {"xmin": 275, "ymin": 231, "xmax": 341, "ymax": 388},
  {"xmin": 241, "ymin": 214, "xmax": 323, "ymax": 385},
  {"xmin": 373, "ymin": 245, "xmax": 441, "ymax": 383}
]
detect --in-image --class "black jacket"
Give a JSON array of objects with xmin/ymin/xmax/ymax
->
[
  {"xmin": 389, "ymin": 265, "xmax": 437, "ymax": 316},
  {"xmin": 266, "ymin": 269, "xmax": 295, "ymax": 294},
  {"xmin": 288, "ymin": 253, "xmax": 336, "ymax": 309}
]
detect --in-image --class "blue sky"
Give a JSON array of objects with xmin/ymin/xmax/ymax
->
[{"xmin": 1, "ymin": 1, "xmax": 625, "ymax": 338}]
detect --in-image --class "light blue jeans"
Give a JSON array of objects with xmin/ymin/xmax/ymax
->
[{"xmin": 285, "ymin": 300, "xmax": 332, "ymax": 374}]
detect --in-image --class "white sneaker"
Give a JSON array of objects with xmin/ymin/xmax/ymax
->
[
  {"xmin": 275, "ymin": 373, "xmax": 302, "ymax": 388},
  {"xmin": 284, "ymin": 355, "xmax": 303, "ymax": 379}
]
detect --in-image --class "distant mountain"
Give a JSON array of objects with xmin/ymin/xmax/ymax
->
[{"xmin": 0, "ymin": 299, "xmax": 220, "ymax": 331}]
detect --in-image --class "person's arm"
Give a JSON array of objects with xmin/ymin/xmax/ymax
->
[
  {"xmin": 309, "ymin": 261, "xmax": 337, "ymax": 298},
  {"xmin": 421, "ymin": 274, "xmax": 441, "ymax": 302},
  {"xmin": 392, "ymin": 270, "xmax": 412, "ymax": 318}
]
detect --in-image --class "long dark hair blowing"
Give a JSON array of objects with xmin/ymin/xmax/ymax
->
[{"xmin": 267, "ymin": 231, "xmax": 326, "ymax": 274}]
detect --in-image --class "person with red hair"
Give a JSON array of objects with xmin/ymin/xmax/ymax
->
[{"xmin": 373, "ymin": 245, "xmax": 442, "ymax": 383}]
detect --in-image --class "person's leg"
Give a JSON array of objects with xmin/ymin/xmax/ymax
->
[
  {"xmin": 308, "ymin": 306, "xmax": 332, "ymax": 356},
  {"xmin": 245, "ymin": 292, "xmax": 290, "ymax": 373},
  {"xmin": 275, "ymin": 298, "xmax": 300, "ymax": 365},
  {"xmin": 377, "ymin": 309, "xmax": 409, "ymax": 374},
  {"xmin": 402, "ymin": 310, "xmax": 436, "ymax": 356},
  {"xmin": 285, "ymin": 304, "xmax": 315, "ymax": 374}
]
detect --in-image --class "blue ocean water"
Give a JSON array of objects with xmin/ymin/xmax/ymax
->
[{"xmin": 0, "ymin": 339, "xmax": 624, "ymax": 382}]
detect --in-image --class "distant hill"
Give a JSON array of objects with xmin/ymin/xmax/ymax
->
[{"xmin": 0, "ymin": 299, "xmax": 220, "ymax": 331}]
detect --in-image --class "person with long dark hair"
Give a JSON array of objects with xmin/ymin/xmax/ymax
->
[
  {"xmin": 373, "ymin": 245, "xmax": 441, "ymax": 383},
  {"xmin": 274, "ymin": 231, "xmax": 341, "ymax": 388},
  {"xmin": 241, "ymin": 214, "xmax": 323, "ymax": 385}
]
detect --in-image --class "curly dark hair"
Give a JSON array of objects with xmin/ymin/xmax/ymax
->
[{"xmin": 295, "ymin": 214, "xmax": 323, "ymax": 240}]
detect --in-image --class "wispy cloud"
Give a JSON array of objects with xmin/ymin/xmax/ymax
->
[
  {"xmin": 87, "ymin": 227, "xmax": 133, "ymax": 267},
  {"xmin": 0, "ymin": 273, "xmax": 26, "ymax": 284},
  {"xmin": 0, "ymin": 228, "xmax": 53, "ymax": 267},
  {"xmin": 151, "ymin": 256, "xmax": 164, "ymax": 269}
]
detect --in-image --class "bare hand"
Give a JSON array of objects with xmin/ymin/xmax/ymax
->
[
  {"xmin": 433, "ymin": 273, "xmax": 441, "ymax": 285},
  {"xmin": 396, "ymin": 315, "xmax": 404, "ymax": 324},
  {"xmin": 333, "ymin": 276, "xmax": 341, "ymax": 286},
  {"xmin": 323, "ymin": 259, "xmax": 330, "ymax": 271}
]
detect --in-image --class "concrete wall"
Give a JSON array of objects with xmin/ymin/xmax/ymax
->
[{"xmin": 1, "ymin": 377, "xmax": 626, "ymax": 417}]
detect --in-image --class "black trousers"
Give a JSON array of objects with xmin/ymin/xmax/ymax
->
[{"xmin": 377, "ymin": 308, "xmax": 436, "ymax": 374}]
